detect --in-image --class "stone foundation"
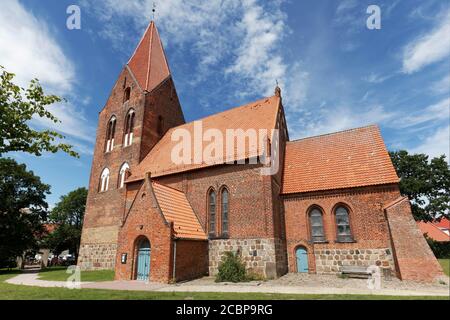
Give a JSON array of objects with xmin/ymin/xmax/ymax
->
[
  {"xmin": 209, "ymin": 238, "xmax": 285, "ymax": 279},
  {"xmin": 77, "ymin": 243, "xmax": 117, "ymax": 270},
  {"xmin": 314, "ymin": 248, "xmax": 395, "ymax": 275}
]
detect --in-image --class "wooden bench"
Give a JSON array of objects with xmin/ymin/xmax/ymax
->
[{"xmin": 341, "ymin": 266, "xmax": 371, "ymax": 279}]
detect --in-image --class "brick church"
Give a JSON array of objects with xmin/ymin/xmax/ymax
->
[{"xmin": 78, "ymin": 21, "xmax": 444, "ymax": 283}]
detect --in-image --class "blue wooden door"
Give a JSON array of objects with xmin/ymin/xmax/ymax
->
[
  {"xmin": 296, "ymin": 247, "xmax": 308, "ymax": 273},
  {"xmin": 136, "ymin": 241, "xmax": 151, "ymax": 281}
]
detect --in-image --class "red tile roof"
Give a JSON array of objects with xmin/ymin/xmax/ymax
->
[
  {"xmin": 282, "ymin": 125, "xmax": 399, "ymax": 194},
  {"xmin": 127, "ymin": 95, "xmax": 280, "ymax": 181},
  {"xmin": 434, "ymin": 218, "xmax": 450, "ymax": 230},
  {"xmin": 127, "ymin": 21, "xmax": 171, "ymax": 92},
  {"xmin": 417, "ymin": 221, "xmax": 450, "ymax": 242},
  {"xmin": 152, "ymin": 182, "xmax": 207, "ymax": 240}
]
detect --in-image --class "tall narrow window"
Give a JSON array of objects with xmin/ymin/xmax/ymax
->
[
  {"xmin": 124, "ymin": 110, "xmax": 135, "ymax": 147},
  {"xmin": 105, "ymin": 116, "xmax": 116, "ymax": 152},
  {"xmin": 208, "ymin": 190, "xmax": 216, "ymax": 237},
  {"xmin": 118, "ymin": 163, "xmax": 130, "ymax": 189},
  {"xmin": 157, "ymin": 115, "xmax": 164, "ymax": 136},
  {"xmin": 221, "ymin": 188, "xmax": 229, "ymax": 236},
  {"xmin": 309, "ymin": 208, "xmax": 325, "ymax": 242},
  {"xmin": 99, "ymin": 168, "xmax": 110, "ymax": 192},
  {"xmin": 335, "ymin": 206, "xmax": 353, "ymax": 242},
  {"xmin": 123, "ymin": 87, "xmax": 131, "ymax": 103}
]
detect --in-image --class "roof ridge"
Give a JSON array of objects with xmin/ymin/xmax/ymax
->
[
  {"xmin": 163, "ymin": 95, "xmax": 277, "ymax": 134},
  {"xmin": 287, "ymin": 124, "xmax": 379, "ymax": 143}
]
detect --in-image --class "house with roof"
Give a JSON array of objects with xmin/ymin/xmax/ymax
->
[
  {"xmin": 78, "ymin": 21, "xmax": 444, "ymax": 283},
  {"xmin": 417, "ymin": 218, "xmax": 450, "ymax": 242}
]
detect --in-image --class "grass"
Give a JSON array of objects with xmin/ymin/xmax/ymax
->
[
  {"xmin": 0, "ymin": 270, "xmax": 448, "ymax": 300},
  {"xmin": 38, "ymin": 266, "xmax": 115, "ymax": 282},
  {"xmin": 438, "ymin": 259, "xmax": 449, "ymax": 276}
]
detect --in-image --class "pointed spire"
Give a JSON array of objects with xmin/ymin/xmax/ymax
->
[{"xmin": 127, "ymin": 21, "xmax": 171, "ymax": 92}]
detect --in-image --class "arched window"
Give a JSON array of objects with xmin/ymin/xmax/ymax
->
[
  {"xmin": 105, "ymin": 116, "xmax": 116, "ymax": 152},
  {"xmin": 335, "ymin": 206, "xmax": 353, "ymax": 242},
  {"xmin": 99, "ymin": 168, "xmax": 110, "ymax": 192},
  {"xmin": 208, "ymin": 189, "xmax": 216, "ymax": 237},
  {"xmin": 221, "ymin": 188, "xmax": 229, "ymax": 236},
  {"xmin": 123, "ymin": 87, "xmax": 131, "ymax": 103},
  {"xmin": 124, "ymin": 109, "xmax": 135, "ymax": 147},
  {"xmin": 309, "ymin": 207, "xmax": 325, "ymax": 242},
  {"xmin": 118, "ymin": 163, "xmax": 130, "ymax": 189}
]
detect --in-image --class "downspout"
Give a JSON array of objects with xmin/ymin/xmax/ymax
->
[{"xmin": 172, "ymin": 239, "xmax": 177, "ymax": 281}]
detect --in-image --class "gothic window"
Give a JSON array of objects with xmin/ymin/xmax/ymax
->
[
  {"xmin": 335, "ymin": 206, "xmax": 353, "ymax": 242},
  {"xmin": 105, "ymin": 116, "xmax": 116, "ymax": 152},
  {"xmin": 124, "ymin": 109, "xmax": 135, "ymax": 147},
  {"xmin": 309, "ymin": 207, "xmax": 325, "ymax": 242},
  {"xmin": 118, "ymin": 163, "xmax": 130, "ymax": 189},
  {"xmin": 99, "ymin": 168, "xmax": 110, "ymax": 192},
  {"xmin": 208, "ymin": 189, "xmax": 216, "ymax": 237},
  {"xmin": 123, "ymin": 87, "xmax": 131, "ymax": 103},
  {"xmin": 221, "ymin": 188, "xmax": 229, "ymax": 236}
]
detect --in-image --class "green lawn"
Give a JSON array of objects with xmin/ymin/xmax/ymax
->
[
  {"xmin": 438, "ymin": 259, "xmax": 449, "ymax": 276},
  {"xmin": 38, "ymin": 266, "xmax": 115, "ymax": 282},
  {"xmin": 0, "ymin": 270, "xmax": 448, "ymax": 300}
]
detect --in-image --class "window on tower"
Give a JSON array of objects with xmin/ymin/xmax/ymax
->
[
  {"xmin": 105, "ymin": 116, "xmax": 116, "ymax": 152},
  {"xmin": 99, "ymin": 168, "xmax": 110, "ymax": 192},
  {"xmin": 118, "ymin": 162, "xmax": 130, "ymax": 188},
  {"xmin": 124, "ymin": 109, "xmax": 135, "ymax": 147},
  {"xmin": 123, "ymin": 87, "xmax": 131, "ymax": 103}
]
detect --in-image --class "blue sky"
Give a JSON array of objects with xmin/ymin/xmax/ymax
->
[{"xmin": 1, "ymin": 0, "xmax": 449, "ymax": 206}]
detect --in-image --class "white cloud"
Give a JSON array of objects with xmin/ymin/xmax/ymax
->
[
  {"xmin": 410, "ymin": 125, "xmax": 450, "ymax": 161},
  {"xmin": 403, "ymin": 9, "xmax": 450, "ymax": 74},
  {"xmin": 0, "ymin": 0, "xmax": 95, "ymax": 153},
  {"xmin": 0, "ymin": 0, "xmax": 75, "ymax": 92}
]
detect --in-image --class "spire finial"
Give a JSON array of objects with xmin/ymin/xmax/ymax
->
[
  {"xmin": 275, "ymin": 80, "xmax": 281, "ymax": 97},
  {"xmin": 152, "ymin": 2, "xmax": 156, "ymax": 20}
]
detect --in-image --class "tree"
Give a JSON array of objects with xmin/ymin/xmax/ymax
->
[
  {"xmin": 0, "ymin": 65, "xmax": 78, "ymax": 157},
  {"xmin": 44, "ymin": 187, "xmax": 87, "ymax": 263},
  {"xmin": 0, "ymin": 158, "xmax": 49, "ymax": 268},
  {"xmin": 389, "ymin": 150, "xmax": 450, "ymax": 221}
]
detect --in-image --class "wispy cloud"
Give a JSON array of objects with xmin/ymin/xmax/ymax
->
[
  {"xmin": 362, "ymin": 72, "xmax": 393, "ymax": 84},
  {"xmin": 402, "ymin": 9, "xmax": 450, "ymax": 74},
  {"xmin": 0, "ymin": 0, "xmax": 94, "ymax": 154},
  {"xmin": 410, "ymin": 125, "xmax": 450, "ymax": 160},
  {"xmin": 431, "ymin": 74, "xmax": 450, "ymax": 94}
]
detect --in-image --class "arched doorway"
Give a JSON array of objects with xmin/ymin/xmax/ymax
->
[
  {"xmin": 296, "ymin": 247, "xmax": 308, "ymax": 273},
  {"xmin": 136, "ymin": 238, "xmax": 151, "ymax": 281}
]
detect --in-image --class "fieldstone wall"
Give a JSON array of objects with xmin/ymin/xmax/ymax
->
[
  {"xmin": 314, "ymin": 248, "xmax": 395, "ymax": 275},
  {"xmin": 209, "ymin": 238, "xmax": 285, "ymax": 279},
  {"xmin": 77, "ymin": 243, "xmax": 117, "ymax": 270}
]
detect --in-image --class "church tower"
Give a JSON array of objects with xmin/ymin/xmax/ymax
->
[{"xmin": 78, "ymin": 21, "xmax": 185, "ymax": 270}]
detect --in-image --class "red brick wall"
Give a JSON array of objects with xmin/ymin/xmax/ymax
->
[
  {"xmin": 155, "ymin": 164, "xmax": 276, "ymax": 239},
  {"xmin": 385, "ymin": 197, "xmax": 444, "ymax": 282},
  {"xmin": 115, "ymin": 179, "xmax": 173, "ymax": 283},
  {"xmin": 283, "ymin": 184, "xmax": 401, "ymax": 273},
  {"xmin": 174, "ymin": 240, "xmax": 209, "ymax": 281}
]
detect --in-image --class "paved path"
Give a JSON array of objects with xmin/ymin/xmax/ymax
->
[{"xmin": 6, "ymin": 272, "xmax": 450, "ymax": 297}]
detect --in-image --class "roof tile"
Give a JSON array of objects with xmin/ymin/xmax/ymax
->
[{"xmin": 282, "ymin": 125, "xmax": 399, "ymax": 194}]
